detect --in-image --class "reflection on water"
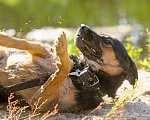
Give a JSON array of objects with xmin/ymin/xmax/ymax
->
[
  {"xmin": 0, "ymin": 0, "xmax": 149, "ymax": 58},
  {"xmin": 0, "ymin": 0, "xmax": 150, "ymax": 32}
]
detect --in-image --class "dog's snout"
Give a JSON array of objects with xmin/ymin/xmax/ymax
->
[{"xmin": 80, "ymin": 24, "xmax": 89, "ymax": 31}]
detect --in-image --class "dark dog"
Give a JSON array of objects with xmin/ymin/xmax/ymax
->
[
  {"xmin": 0, "ymin": 25, "xmax": 138, "ymax": 113},
  {"xmin": 69, "ymin": 24, "xmax": 138, "ymax": 111}
]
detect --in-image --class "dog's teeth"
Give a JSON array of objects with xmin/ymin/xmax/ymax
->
[{"xmin": 91, "ymin": 48, "xmax": 96, "ymax": 53}]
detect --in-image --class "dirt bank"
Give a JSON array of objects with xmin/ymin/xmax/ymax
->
[
  {"xmin": 0, "ymin": 70, "xmax": 150, "ymax": 119},
  {"xmin": 50, "ymin": 70, "xmax": 150, "ymax": 119}
]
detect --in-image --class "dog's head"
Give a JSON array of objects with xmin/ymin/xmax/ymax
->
[{"xmin": 74, "ymin": 24, "xmax": 138, "ymax": 87}]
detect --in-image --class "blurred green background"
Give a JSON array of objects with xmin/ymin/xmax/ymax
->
[
  {"xmin": 0, "ymin": 0, "xmax": 150, "ymax": 70},
  {"xmin": 0, "ymin": 0, "xmax": 150, "ymax": 33}
]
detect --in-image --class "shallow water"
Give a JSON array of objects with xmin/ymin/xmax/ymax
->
[{"xmin": 0, "ymin": 0, "xmax": 150, "ymax": 32}]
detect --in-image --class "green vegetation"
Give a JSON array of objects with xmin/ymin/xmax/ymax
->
[
  {"xmin": 0, "ymin": 0, "xmax": 150, "ymax": 33},
  {"xmin": 0, "ymin": 0, "xmax": 150, "ymax": 118},
  {"xmin": 0, "ymin": 0, "xmax": 150, "ymax": 70},
  {"xmin": 67, "ymin": 30, "xmax": 150, "ymax": 71},
  {"xmin": 0, "ymin": 93, "xmax": 58, "ymax": 119},
  {"xmin": 125, "ymin": 30, "xmax": 150, "ymax": 71},
  {"xmin": 67, "ymin": 36, "xmax": 80, "ymax": 56}
]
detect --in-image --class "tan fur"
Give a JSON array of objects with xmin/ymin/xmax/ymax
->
[
  {"xmin": 102, "ymin": 33, "xmax": 117, "ymax": 40},
  {"xmin": 28, "ymin": 32, "xmax": 71, "ymax": 111},
  {"xmin": 58, "ymin": 77, "xmax": 78, "ymax": 112},
  {"xmin": 0, "ymin": 32, "xmax": 49, "ymax": 57},
  {"xmin": 0, "ymin": 47, "xmax": 8, "ymax": 69},
  {"xmin": 0, "ymin": 50, "xmax": 57, "ymax": 99},
  {"xmin": 88, "ymin": 42, "xmax": 123, "ymax": 76},
  {"xmin": 0, "ymin": 32, "xmax": 71, "ymax": 111}
]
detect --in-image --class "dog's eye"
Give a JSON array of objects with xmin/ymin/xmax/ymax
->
[
  {"xmin": 104, "ymin": 39, "xmax": 110, "ymax": 44},
  {"xmin": 103, "ymin": 38, "xmax": 112, "ymax": 47}
]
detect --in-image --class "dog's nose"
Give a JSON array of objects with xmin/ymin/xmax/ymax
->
[{"xmin": 80, "ymin": 24, "xmax": 89, "ymax": 31}]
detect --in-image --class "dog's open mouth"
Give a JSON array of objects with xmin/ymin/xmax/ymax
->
[
  {"xmin": 74, "ymin": 24, "xmax": 102, "ymax": 62},
  {"xmin": 77, "ymin": 34, "xmax": 98, "ymax": 57}
]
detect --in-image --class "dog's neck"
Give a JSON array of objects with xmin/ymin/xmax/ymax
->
[{"xmin": 95, "ymin": 70, "xmax": 126, "ymax": 98}]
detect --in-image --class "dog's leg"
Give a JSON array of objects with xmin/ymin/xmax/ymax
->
[
  {"xmin": 0, "ymin": 32, "xmax": 49, "ymax": 57},
  {"xmin": 28, "ymin": 32, "xmax": 71, "ymax": 111}
]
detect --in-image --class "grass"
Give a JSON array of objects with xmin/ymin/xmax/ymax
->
[
  {"xmin": 67, "ymin": 36, "xmax": 80, "ymax": 56},
  {"xmin": 82, "ymin": 82, "xmax": 136, "ymax": 119},
  {"xmin": 125, "ymin": 29, "xmax": 150, "ymax": 71},
  {"xmin": 105, "ymin": 81, "xmax": 138, "ymax": 118},
  {"xmin": 0, "ymin": 82, "xmax": 139, "ymax": 120},
  {"xmin": 67, "ymin": 29, "xmax": 150, "ymax": 71},
  {"xmin": 0, "ymin": 93, "xmax": 58, "ymax": 120},
  {"xmin": 0, "ymin": 29, "xmax": 150, "ymax": 119},
  {"xmin": 66, "ymin": 29, "xmax": 150, "ymax": 119},
  {"xmin": 82, "ymin": 79, "xmax": 149, "ymax": 119},
  {"xmin": 0, "ymin": 84, "xmax": 147, "ymax": 120}
]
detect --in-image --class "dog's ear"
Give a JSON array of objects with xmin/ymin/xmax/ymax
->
[
  {"xmin": 126, "ymin": 57, "xmax": 138, "ymax": 86},
  {"xmin": 111, "ymin": 39, "xmax": 138, "ymax": 86}
]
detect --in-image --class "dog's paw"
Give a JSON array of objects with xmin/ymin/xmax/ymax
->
[{"xmin": 55, "ymin": 31, "xmax": 67, "ymax": 55}]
